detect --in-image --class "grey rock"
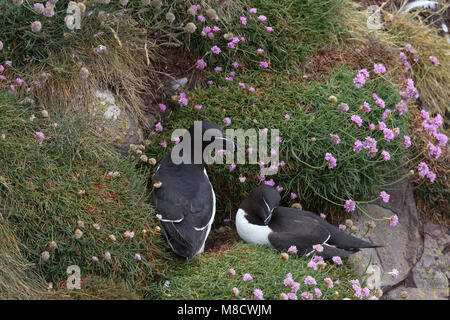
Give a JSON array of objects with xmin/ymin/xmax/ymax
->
[
  {"xmin": 349, "ymin": 178, "xmax": 423, "ymax": 290},
  {"xmin": 386, "ymin": 286, "xmax": 447, "ymax": 300},
  {"xmin": 88, "ymin": 89, "xmax": 144, "ymax": 153},
  {"xmin": 171, "ymin": 77, "xmax": 188, "ymax": 91}
]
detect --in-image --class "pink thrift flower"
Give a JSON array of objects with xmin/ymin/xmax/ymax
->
[
  {"xmin": 178, "ymin": 92, "xmax": 188, "ymax": 107},
  {"xmin": 280, "ymin": 293, "xmax": 289, "ymax": 300},
  {"xmin": 31, "ymin": 21, "xmax": 42, "ymax": 33},
  {"xmin": 266, "ymin": 26, "xmax": 273, "ymax": 32},
  {"xmin": 243, "ymin": 273, "xmax": 253, "ymax": 282},
  {"xmin": 223, "ymin": 117, "xmax": 231, "ymax": 126},
  {"xmin": 382, "ymin": 109, "xmax": 392, "ymax": 121},
  {"xmin": 369, "ymin": 123, "xmax": 375, "ymax": 131},
  {"xmin": 158, "ymin": 103, "xmax": 166, "ymax": 112},
  {"xmin": 284, "ymin": 114, "xmax": 290, "ymax": 120},
  {"xmin": 353, "ymin": 140, "xmax": 363, "ymax": 153},
  {"xmin": 211, "ymin": 46, "xmax": 221, "ymax": 54},
  {"xmin": 196, "ymin": 59, "xmax": 207, "ymax": 70},
  {"xmin": 337, "ymin": 103, "xmax": 349, "ymax": 114},
  {"xmin": 381, "ymin": 150, "xmax": 390, "ymax": 161},
  {"xmin": 240, "ymin": 16, "xmax": 247, "ymax": 25},
  {"xmin": 228, "ymin": 268, "xmax": 236, "ymax": 276},
  {"xmin": 249, "ymin": 8, "xmax": 257, "ymax": 14},
  {"xmin": 257, "ymin": 48, "xmax": 264, "ymax": 54},
  {"xmin": 363, "ymin": 101, "xmax": 371, "ymax": 113},
  {"xmin": 332, "ymin": 256, "xmax": 343, "ymax": 265},
  {"xmin": 324, "ymin": 277, "xmax": 334, "ymax": 288},
  {"xmin": 301, "ymin": 292, "xmax": 313, "ymax": 300},
  {"xmin": 383, "ymin": 128, "xmax": 395, "ymax": 141},
  {"xmin": 92, "ymin": 256, "xmax": 99, "ymax": 262},
  {"xmin": 197, "ymin": 15, "xmax": 206, "ymax": 22},
  {"xmin": 194, "ymin": 104, "xmax": 202, "ymax": 110},
  {"xmin": 304, "ymin": 276, "xmax": 317, "ymax": 286},
  {"xmin": 264, "ymin": 179, "xmax": 275, "ymax": 187},
  {"xmin": 351, "ymin": 115, "xmax": 363, "ymax": 127},
  {"xmin": 232, "ymin": 287, "xmax": 239, "ymax": 297},
  {"xmin": 389, "ymin": 215, "xmax": 399, "ymax": 227},
  {"xmin": 380, "ymin": 191, "xmax": 390, "ymax": 203},
  {"xmin": 260, "ymin": 61, "xmax": 269, "ymax": 68},
  {"xmin": 287, "ymin": 293, "xmax": 298, "ymax": 300},
  {"xmin": 314, "ymin": 288, "xmax": 322, "ymax": 298},
  {"xmin": 35, "ymin": 131, "xmax": 45, "ymax": 141},
  {"xmin": 307, "ymin": 260, "xmax": 317, "ymax": 270},
  {"xmin": 232, "ymin": 61, "xmax": 240, "ymax": 68},
  {"xmin": 253, "ymin": 289, "xmax": 264, "ymax": 300},
  {"xmin": 214, "ymin": 66, "xmax": 223, "ymax": 73},
  {"xmin": 344, "ymin": 200, "xmax": 356, "ymax": 212},
  {"xmin": 429, "ymin": 56, "xmax": 439, "ymax": 66},
  {"xmin": 330, "ymin": 133, "xmax": 341, "ymax": 145},
  {"xmin": 403, "ymin": 135, "xmax": 411, "ymax": 148},
  {"xmin": 288, "ymin": 245, "xmax": 298, "ymax": 255},
  {"xmin": 134, "ymin": 253, "xmax": 142, "ymax": 261},
  {"xmin": 426, "ymin": 171, "xmax": 436, "ymax": 183},
  {"xmin": 155, "ymin": 122, "xmax": 163, "ymax": 132},
  {"xmin": 395, "ymin": 100, "xmax": 408, "ymax": 115},
  {"xmin": 325, "ymin": 152, "xmax": 337, "ymax": 169},
  {"xmin": 312, "ymin": 244, "xmax": 323, "ymax": 253},
  {"xmin": 375, "ymin": 98, "xmax": 385, "ymax": 108},
  {"xmin": 374, "ymin": 63, "xmax": 386, "ymax": 74},
  {"xmin": 248, "ymin": 87, "xmax": 255, "ymax": 92},
  {"xmin": 418, "ymin": 162, "xmax": 429, "ymax": 178},
  {"xmin": 257, "ymin": 15, "xmax": 267, "ymax": 22},
  {"xmin": 160, "ymin": 141, "xmax": 167, "ymax": 148},
  {"xmin": 290, "ymin": 192, "xmax": 297, "ymax": 199}
]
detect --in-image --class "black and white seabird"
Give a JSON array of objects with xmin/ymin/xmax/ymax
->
[
  {"xmin": 152, "ymin": 121, "xmax": 236, "ymax": 260},
  {"xmin": 236, "ymin": 185, "xmax": 380, "ymax": 258}
]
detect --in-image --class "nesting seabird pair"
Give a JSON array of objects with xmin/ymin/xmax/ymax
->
[{"xmin": 152, "ymin": 121, "xmax": 379, "ymax": 260}]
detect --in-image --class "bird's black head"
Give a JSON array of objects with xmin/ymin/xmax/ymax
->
[
  {"xmin": 173, "ymin": 121, "xmax": 236, "ymax": 165},
  {"xmin": 240, "ymin": 185, "xmax": 281, "ymax": 225}
]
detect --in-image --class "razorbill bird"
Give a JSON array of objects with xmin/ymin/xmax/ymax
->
[
  {"xmin": 236, "ymin": 185, "xmax": 380, "ymax": 258},
  {"xmin": 152, "ymin": 121, "xmax": 236, "ymax": 260}
]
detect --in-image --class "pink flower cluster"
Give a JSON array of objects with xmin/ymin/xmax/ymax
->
[
  {"xmin": 350, "ymin": 279, "xmax": 371, "ymax": 299},
  {"xmin": 353, "ymin": 69, "xmax": 369, "ymax": 88},
  {"xmin": 324, "ymin": 152, "xmax": 337, "ymax": 169},
  {"xmin": 344, "ymin": 199, "xmax": 356, "ymax": 212},
  {"xmin": 418, "ymin": 162, "xmax": 436, "ymax": 183},
  {"xmin": 178, "ymin": 92, "xmax": 188, "ymax": 106}
]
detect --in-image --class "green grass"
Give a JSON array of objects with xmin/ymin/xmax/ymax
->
[
  {"xmin": 145, "ymin": 66, "xmax": 411, "ymax": 224},
  {"xmin": 149, "ymin": 242, "xmax": 361, "ymax": 300},
  {"xmin": 0, "ymin": 91, "xmax": 171, "ymax": 294}
]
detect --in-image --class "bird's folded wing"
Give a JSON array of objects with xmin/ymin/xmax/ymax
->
[{"xmin": 268, "ymin": 221, "xmax": 331, "ymax": 255}]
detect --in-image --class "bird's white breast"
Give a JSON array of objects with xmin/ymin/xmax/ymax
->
[{"xmin": 235, "ymin": 209, "xmax": 272, "ymax": 246}]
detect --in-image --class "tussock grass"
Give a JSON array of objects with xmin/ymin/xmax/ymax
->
[
  {"xmin": 0, "ymin": 91, "xmax": 170, "ymax": 295},
  {"xmin": 0, "ymin": 219, "xmax": 48, "ymax": 299},
  {"xmin": 149, "ymin": 242, "xmax": 361, "ymax": 300}
]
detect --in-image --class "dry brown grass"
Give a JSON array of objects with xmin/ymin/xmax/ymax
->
[{"xmin": 0, "ymin": 218, "xmax": 48, "ymax": 300}]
